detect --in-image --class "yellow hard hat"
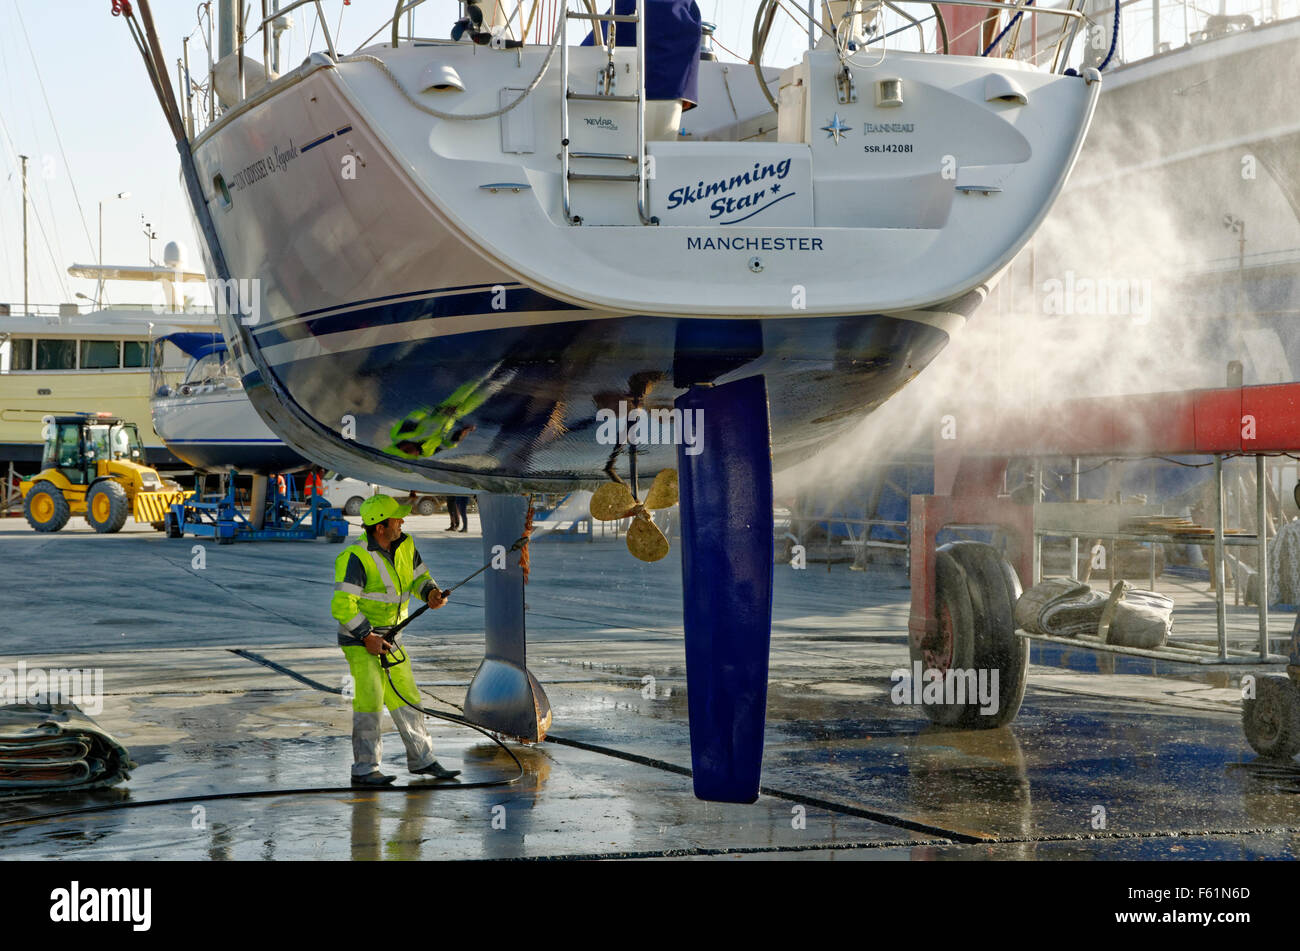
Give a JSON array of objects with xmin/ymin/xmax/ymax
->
[{"xmin": 360, "ymin": 494, "xmax": 411, "ymax": 526}]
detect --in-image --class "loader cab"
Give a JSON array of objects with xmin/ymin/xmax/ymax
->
[
  {"xmin": 40, "ymin": 415, "xmax": 144, "ymax": 484},
  {"xmin": 90, "ymin": 420, "xmax": 144, "ymax": 463},
  {"xmin": 42, "ymin": 420, "xmax": 90, "ymax": 485}
]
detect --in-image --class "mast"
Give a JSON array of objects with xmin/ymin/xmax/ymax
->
[
  {"xmin": 218, "ymin": 0, "xmax": 235, "ymax": 59},
  {"xmin": 20, "ymin": 154, "xmax": 28, "ymax": 317}
]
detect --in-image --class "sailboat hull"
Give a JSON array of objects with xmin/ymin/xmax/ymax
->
[
  {"xmin": 249, "ymin": 296, "xmax": 961, "ymax": 489},
  {"xmin": 183, "ymin": 41, "xmax": 1093, "ymax": 490}
]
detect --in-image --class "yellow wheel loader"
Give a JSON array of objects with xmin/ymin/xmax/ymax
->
[{"xmin": 19, "ymin": 414, "xmax": 186, "ymax": 534}]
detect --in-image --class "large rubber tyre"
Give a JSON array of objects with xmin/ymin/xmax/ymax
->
[
  {"xmin": 416, "ymin": 496, "xmax": 437, "ymax": 516},
  {"xmin": 909, "ymin": 548, "xmax": 976, "ymax": 727},
  {"xmin": 1243, "ymin": 674, "xmax": 1300, "ymax": 759},
  {"xmin": 344, "ymin": 496, "xmax": 364, "ymax": 517},
  {"xmin": 24, "ymin": 482, "xmax": 70, "ymax": 533},
  {"xmin": 910, "ymin": 543, "xmax": 1027, "ymax": 729},
  {"xmin": 945, "ymin": 541, "xmax": 1029, "ymax": 728},
  {"xmin": 165, "ymin": 512, "xmax": 184, "ymax": 538},
  {"xmin": 85, "ymin": 481, "xmax": 129, "ymax": 534}
]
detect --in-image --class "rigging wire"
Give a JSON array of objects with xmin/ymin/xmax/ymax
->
[
  {"xmin": 334, "ymin": 0, "xmax": 348, "ymax": 49},
  {"xmin": 0, "ymin": 111, "xmax": 74, "ymax": 304},
  {"xmin": 13, "ymin": 4, "xmax": 97, "ymax": 265},
  {"xmin": 307, "ymin": 2, "xmax": 319, "ymax": 52}
]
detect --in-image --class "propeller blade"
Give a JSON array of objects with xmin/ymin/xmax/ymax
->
[
  {"xmin": 626, "ymin": 514, "xmax": 670, "ymax": 563},
  {"xmin": 590, "ymin": 482, "xmax": 636, "ymax": 521},
  {"xmin": 644, "ymin": 468, "xmax": 679, "ymax": 510}
]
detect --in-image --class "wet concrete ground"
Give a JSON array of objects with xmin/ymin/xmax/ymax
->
[{"xmin": 1, "ymin": 514, "xmax": 1297, "ymax": 859}]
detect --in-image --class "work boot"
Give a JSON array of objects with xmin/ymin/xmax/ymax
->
[
  {"xmin": 351, "ymin": 771, "xmax": 396, "ymax": 787},
  {"xmin": 410, "ymin": 761, "xmax": 461, "ymax": 780}
]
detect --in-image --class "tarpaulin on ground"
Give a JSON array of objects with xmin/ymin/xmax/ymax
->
[
  {"xmin": 0, "ymin": 703, "xmax": 134, "ymax": 795},
  {"xmin": 1015, "ymin": 578, "xmax": 1110, "ymax": 639},
  {"xmin": 1016, "ymin": 578, "xmax": 1173, "ymax": 648}
]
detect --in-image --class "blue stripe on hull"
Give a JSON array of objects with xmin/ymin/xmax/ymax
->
[{"xmin": 251, "ymin": 285, "xmax": 581, "ymax": 349}]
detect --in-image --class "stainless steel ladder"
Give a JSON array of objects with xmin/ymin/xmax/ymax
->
[{"xmin": 560, "ymin": 1, "xmax": 657, "ymax": 225}]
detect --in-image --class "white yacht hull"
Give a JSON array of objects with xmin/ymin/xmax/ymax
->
[
  {"xmin": 183, "ymin": 42, "xmax": 1099, "ymax": 491},
  {"xmin": 151, "ymin": 384, "xmax": 307, "ymax": 474}
]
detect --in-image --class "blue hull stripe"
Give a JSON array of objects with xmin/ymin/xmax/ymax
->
[
  {"xmin": 255, "ymin": 282, "xmax": 524, "ymax": 331},
  {"xmin": 165, "ymin": 438, "xmax": 284, "ymax": 444},
  {"xmin": 251, "ymin": 285, "xmax": 583, "ymax": 349},
  {"xmin": 301, "ymin": 132, "xmax": 336, "ymax": 152}
]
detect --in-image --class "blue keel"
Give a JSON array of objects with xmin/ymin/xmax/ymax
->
[
  {"xmin": 675, "ymin": 375, "xmax": 774, "ymax": 803},
  {"xmin": 463, "ymin": 494, "xmax": 552, "ymax": 741}
]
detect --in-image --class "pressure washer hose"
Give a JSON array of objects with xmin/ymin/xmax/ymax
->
[
  {"xmin": 0, "ymin": 524, "xmax": 540, "ymax": 827},
  {"xmin": 379, "ymin": 645, "xmax": 525, "ymax": 785},
  {"xmin": 0, "ymin": 649, "xmax": 524, "ymax": 831},
  {"xmin": 363, "ymin": 529, "xmax": 538, "ymax": 785}
]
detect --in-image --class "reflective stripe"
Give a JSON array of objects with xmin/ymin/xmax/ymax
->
[
  {"xmin": 357, "ymin": 590, "xmax": 406, "ymax": 604},
  {"xmin": 366, "ymin": 549, "xmax": 400, "ymax": 597},
  {"xmin": 334, "ymin": 582, "xmax": 364, "ymax": 595},
  {"xmin": 342, "ymin": 612, "xmax": 368, "ymax": 632}
]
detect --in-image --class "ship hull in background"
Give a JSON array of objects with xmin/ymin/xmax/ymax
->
[{"xmin": 1035, "ymin": 15, "xmax": 1300, "ymax": 386}]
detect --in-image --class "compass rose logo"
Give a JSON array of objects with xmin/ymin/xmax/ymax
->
[{"xmin": 821, "ymin": 114, "xmax": 852, "ymax": 145}]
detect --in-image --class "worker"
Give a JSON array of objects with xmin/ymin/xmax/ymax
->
[
  {"xmin": 303, "ymin": 467, "xmax": 325, "ymax": 500},
  {"xmin": 445, "ymin": 495, "xmax": 461, "ymax": 532},
  {"xmin": 330, "ymin": 494, "xmax": 461, "ymax": 786}
]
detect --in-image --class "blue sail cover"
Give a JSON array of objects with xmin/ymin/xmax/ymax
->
[
  {"xmin": 582, "ymin": 0, "xmax": 702, "ymax": 105},
  {"xmin": 158, "ymin": 331, "xmax": 225, "ymax": 361}
]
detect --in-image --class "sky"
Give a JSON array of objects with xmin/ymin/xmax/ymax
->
[{"xmin": 0, "ymin": 0, "xmax": 821, "ymax": 311}]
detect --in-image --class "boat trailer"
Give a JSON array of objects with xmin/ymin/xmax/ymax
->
[
  {"xmin": 164, "ymin": 471, "xmax": 348, "ymax": 544},
  {"xmin": 909, "ymin": 381, "xmax": 1300, "ymax": 756}
]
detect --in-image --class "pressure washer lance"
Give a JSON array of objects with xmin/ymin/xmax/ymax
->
[
  {"xmin": 375, "ymin": 532, "xmax": 529, "ymax": 669},
  {"xmin": 369, "ymin": 534, "xmax": 533, "ymax": 783}
]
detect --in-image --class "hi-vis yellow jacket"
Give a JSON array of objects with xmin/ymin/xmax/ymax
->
[{"xmin": 330, "ymin": 534, "xmax": 436, "ymax": 646}]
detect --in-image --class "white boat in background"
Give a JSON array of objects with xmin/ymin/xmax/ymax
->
[
  {"xmin": 0, "ymin": 254, "xmax": 215, "ymax": 470},
  {"xmin": 1029, "ymin": 0, "xmax": 1300, "ymax": 383},
  {"xmin": 150, "ymin": 332, "xmax": 309, "ymax": 474}
]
